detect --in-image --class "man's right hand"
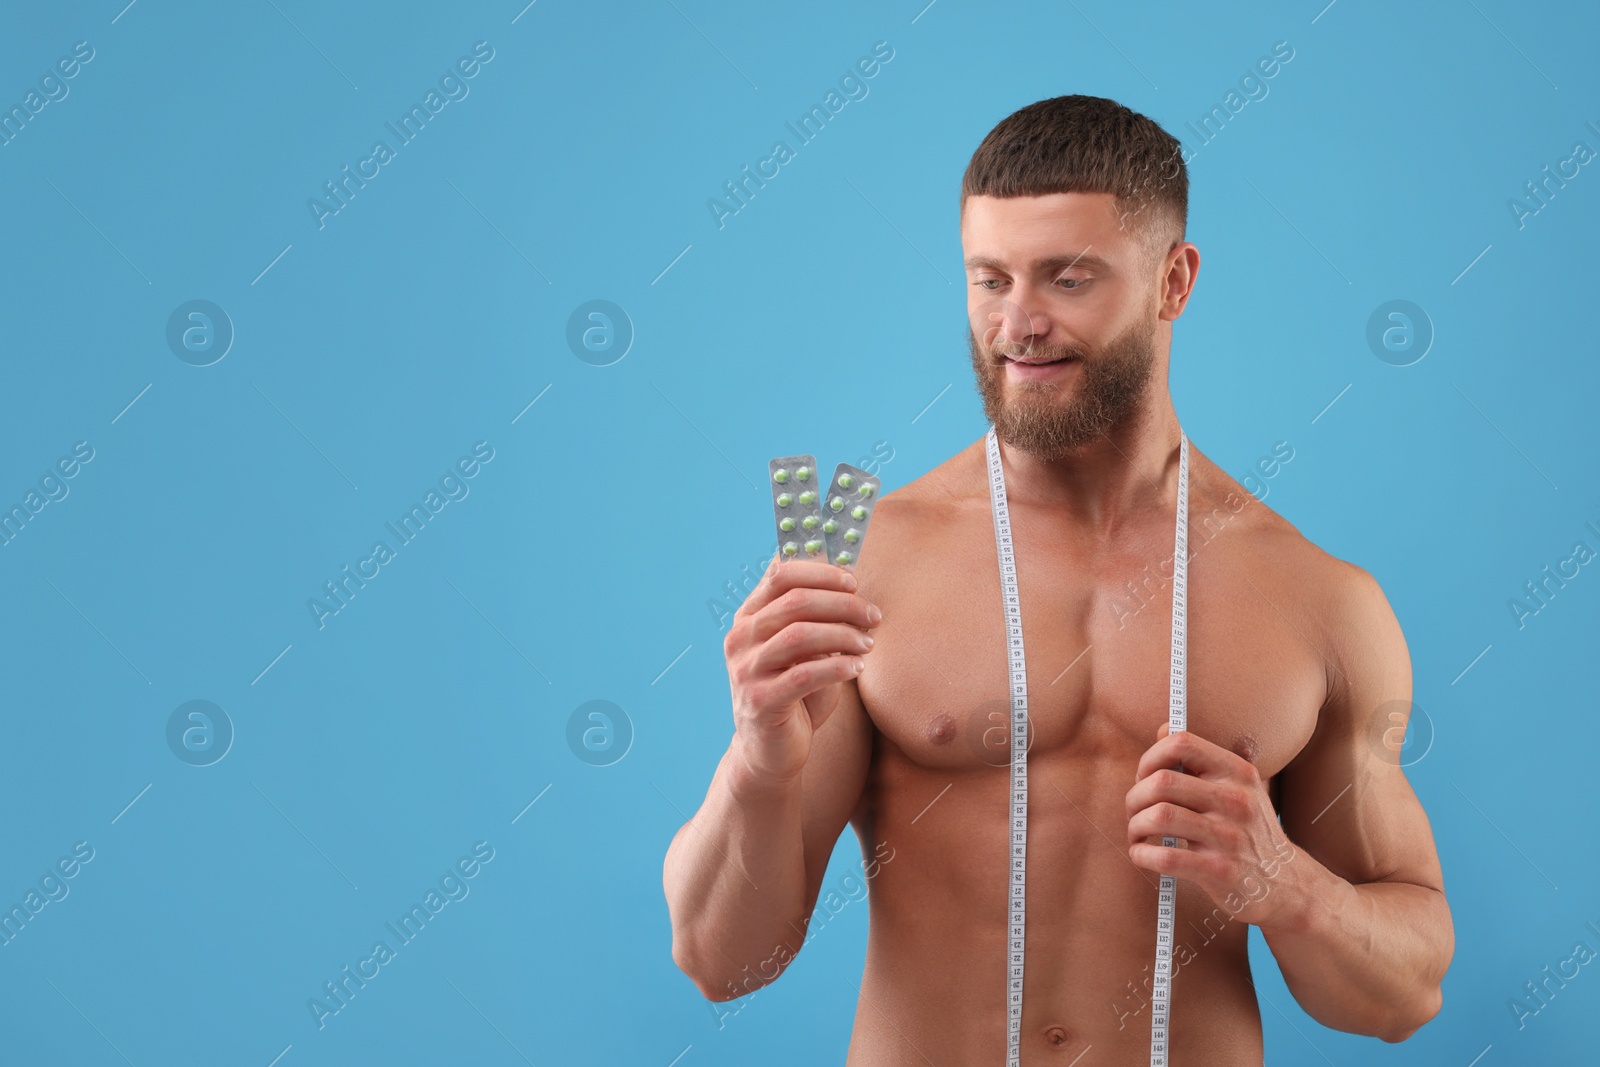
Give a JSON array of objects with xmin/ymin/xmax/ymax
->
[{"xmin": 723, "ymin": 551, "xmax": 882, "ymax": 786}]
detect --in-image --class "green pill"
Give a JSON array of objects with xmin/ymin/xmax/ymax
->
[
  {"xmin": 796, "ymin": 466, "xmax": 812, "ymax": 481},
  {"xmin": 851, "ymin": 505, "xmax": 867, "ymax": 520},
  {"xmin": 804, "ymin": 539, "xmax": 823, "ymax": 554},
  {"xmin": 829, "ymin": 495, "xmax": 845, "ymax": 512},
  {"xmin": 822, "ymin": 518, "xmax": 838, "ymax": 534},
  {"xmin": 799, "ymin": 490, "xmax": 816, "ymax": 505},
  {"xmin": 839, "ymin": 473, "xmax": 855, "ymax": 489},
  {"xmin": 782, "ymin": 541, "xmax": 798, "ymax": 556},
  {"xmin": 801, "ymin": 515, "xmax": 819, "ymax": 530},
  {"xmin": 858, "ymin": 483, "xmax": 875, "ymax": 498},
  {"xmin": 836, "ymin": 551, "xmax": 853, "ymax": 564},
  {"xmin": 779, "ymin": 516, "xmax": 796, "ymax": 531},
  {"xmin": 773, "ymin": 468, "xmax": 789, "ymax": 483},
  {"xmin": 776, "ymin": 492, "xmax": 792, "ymax": 507},
  {"xmin": 844, "ymin": 528, "xmax": 860, "ymax": 543}
]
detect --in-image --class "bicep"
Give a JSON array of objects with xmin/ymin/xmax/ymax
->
[
  {"xmin": 1278, "ymin": 564, "xmax": 1444, "ymax": 892},
  {"xmin": 797, "ymin": 674, "xmax": 874, "ymax": 917}
]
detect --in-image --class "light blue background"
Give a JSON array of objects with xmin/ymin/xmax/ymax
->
[{"xmin": 1, "ymin": 0, "xmax": 1595, "ymax": 1064}]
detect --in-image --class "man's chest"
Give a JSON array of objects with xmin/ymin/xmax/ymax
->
[{"xmin": 856, "ymin": 518, "xmax": 1327, "ymax": 790}]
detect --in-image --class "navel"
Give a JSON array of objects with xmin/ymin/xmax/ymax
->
[
  {"xmin": 1043, "ymin": 1024, "xmax": 1075, "ymax": 1047},
  {"xmin": 925, "ymin": 713, "xmax": 956, "ymax": 745}
]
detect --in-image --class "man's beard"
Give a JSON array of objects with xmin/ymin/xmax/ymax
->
[{"xmin": 967, "ymin": 314, "xmax": 1158, "ymax": 458}]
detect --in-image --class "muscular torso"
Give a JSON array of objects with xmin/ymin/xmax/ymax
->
[{"xmin": 843, "ymin": 436, "xmax": 1332, "ymax": 1065}]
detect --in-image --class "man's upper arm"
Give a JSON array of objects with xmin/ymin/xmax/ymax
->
[
  {"xmin": 795, "ymin": 674, "xmax": 874, "ymax": 918},
  {"xmin": 1278, "ymin": 561, "xmax": 1444, "ymax": 893}
]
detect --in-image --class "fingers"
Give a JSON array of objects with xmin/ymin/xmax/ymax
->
[
  {"xmin": 1129, "ymin": 840, "xmax": 1212, "ymax": 881},
  {"xmin": 723, "ymin": 555, "xmax": 881, "ymax": 713},
  {"xmin": 762, "ymin": 652, "xmax": 865, "ymax": 708},
  {"xmin": 751, "ymin": 620, "xmax": 875, "ymax": 674},
  {"xmin": 735, "ymin": 556, "xmax": 858, "ymax": 620},
  {"xmin": 1125, "ymin": 766, "xmax": 1224, "ymax": 822},
  {"xmin": 1126, "ymin": 801, "xmax": 1214, "ymax": 850},
  {"xmin": 1135, "ymin": 727, "xmax": 1248, "ymax": 784},
  {"xmin": 747, "ymin": 584, "xmax": 881, "ymax": 646}
]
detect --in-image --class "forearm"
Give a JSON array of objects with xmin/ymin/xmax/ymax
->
[
  {"xmin": 1261, "ymin": 850, "xmax": 1453, "ymax": 1041},
  {"xmin": 663, "ymin": 742, "xmax": 810, "ymax": 997}
]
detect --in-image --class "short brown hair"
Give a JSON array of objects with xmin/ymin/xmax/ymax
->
[{"xmin": 961, "ymin": 95, "xmax": 1187, "ymax": 268}]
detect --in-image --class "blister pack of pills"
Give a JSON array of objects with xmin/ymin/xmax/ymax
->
[
  {"xmin": 767, "ymin": 455, "xmax": 881, "ymax": 569},
  {"xmin": 768, "ymin": 455, "xmax": 828, "ymax": 562},
  {"xmin": 821, "ymin": 463, "xmax": 880, "ymax": 568}
]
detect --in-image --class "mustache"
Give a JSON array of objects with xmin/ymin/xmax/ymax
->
[{"xmin": 983, "ymin": 335, "xmax": 1087, "ymax": 363}]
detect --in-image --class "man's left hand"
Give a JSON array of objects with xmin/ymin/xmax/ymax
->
[{"xmin": 1125, "ymin": 722, "xmax": 1301, "ymax": 928}]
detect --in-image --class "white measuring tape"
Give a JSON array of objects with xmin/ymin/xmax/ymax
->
[{"xmin": 985, "ymin": 424, "xmax": 1189, "ymax": 1067}]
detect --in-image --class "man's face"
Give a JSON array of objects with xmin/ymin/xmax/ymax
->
[{"xmin": 961, "ymin": 192, "xmax": 1165, "ymax": 458}]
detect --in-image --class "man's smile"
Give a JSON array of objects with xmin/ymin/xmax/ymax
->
[{"xmin": 1003, "ymin": 353, "xmax": 1080, "ymax": 379}]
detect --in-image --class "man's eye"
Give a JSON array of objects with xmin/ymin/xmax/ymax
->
[
  {"xmin": 1057, "ymin": 277, "xmax": 1085, "ymax": 290},
  {"xmin": 977, "ymin": 279, "xmax": 1002, "ymax": 290}
]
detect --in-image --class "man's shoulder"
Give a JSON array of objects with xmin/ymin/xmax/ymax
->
[
  {"xmin": 851, "ymin": 435, "xmax": 988, "ymax": 590},
  {"xmin": 1191, "ymin": 450, "xmax": 1343, "ymax": 571},
  {"xmin": 870, "ymin": 435, "xmax": 987, "ymax": 526},
  {"xmin": 1190, "ymin": 453, "xmax": 1389, "ymax": 656},
  {"xmin": 1196, "ymin": 454, "xmax": 1395, "ymax": 687}
]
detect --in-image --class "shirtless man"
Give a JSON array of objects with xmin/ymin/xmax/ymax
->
[{"xmin": 663, "ymin": 95, "xmax": 1453, "ymax": 1064}]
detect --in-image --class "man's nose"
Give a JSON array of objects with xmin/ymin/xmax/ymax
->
[{"xmin": 983, "ymin": 290, "xmax": 1049, "ymax": 351}]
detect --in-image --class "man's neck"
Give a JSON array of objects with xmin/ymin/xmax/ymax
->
[{"xmin": 994, "ymin": 399, "xmax": 1183, "ymax": 533}]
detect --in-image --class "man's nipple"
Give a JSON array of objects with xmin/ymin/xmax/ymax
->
[{"xmin": 925, "ymin": 713, "xmax": 956, "ymax": 745}]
